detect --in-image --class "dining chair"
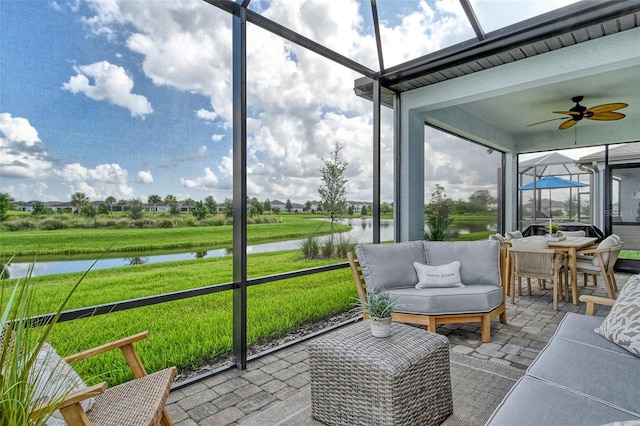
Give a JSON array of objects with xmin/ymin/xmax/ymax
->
[
  {"xmin": 509, "ymin": 238, "xmax": 567, "ymax": 310},
  {"xmin": 573, "ymin": 236, "xmax": 623, "ymax": 298}
]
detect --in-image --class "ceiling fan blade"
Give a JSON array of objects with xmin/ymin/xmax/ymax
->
[
  {"xmin": 586, "ymin": 111, "xmax": 626, "ymax": 121},
  {"xmin": 559, "ymin": 119, "xmax": 577, "ymax": 130},
  {"xmin": 553, "ymin": 110, "xmax": 581, "ymax": 116},
  {"xmin": 526, "ymin": 117, "xmax": 569, "ymax": 127},
  {"xmin": 586, "ymin": 103, "xmax": 628, "ymax": 114}
]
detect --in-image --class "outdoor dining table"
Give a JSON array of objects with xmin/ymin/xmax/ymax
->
[{"xmin": 506, "ymin": 236, "xmax": 597, "ymax": 306}]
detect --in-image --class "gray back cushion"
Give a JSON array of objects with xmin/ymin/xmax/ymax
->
[
  {"xmin": 355, "ymin": 241, "xmax": 426, "ymax": 293},
  {"xmin": 423, "ymin": 240, "xmax": 501, "ymax": 286}
]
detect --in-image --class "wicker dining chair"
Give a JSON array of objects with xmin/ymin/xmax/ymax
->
[
  {"xmin": 509, "ymin": 247, "xmax": 566, "ymax": 310},
  {"xmin": 56, "ymin": 331, "xmax": 177, "ymax": 426},
  {"xmin": 573, "ymin": 242, "xmax": 623, "ymax": 299}
]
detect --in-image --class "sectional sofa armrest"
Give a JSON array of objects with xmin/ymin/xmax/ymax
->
[{"xmin": 578, "ymin": 294, "xmax": 615, "ymax": 316}]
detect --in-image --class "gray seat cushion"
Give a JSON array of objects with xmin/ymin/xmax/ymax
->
[
  {"xmin": 486, "ymin": 375, "xmax": 640, "ymax": 426},
  {"xmin": 527, "ymin": 338, "xmax": 640, "ymax": 415},
  {"xmin": 355, "ymin": 241, "xmax": 426, "ymax": 292},
  {"xmin": 423, "ymin": 240, "xmax": 501, "ymax": 286},
  {"xmin": 553, "ymin": 312, "xmax": 631, "ymax": 356},
  {"xmin": 387, "ymin": 285, "xmax": 503, "ymax": 315}
]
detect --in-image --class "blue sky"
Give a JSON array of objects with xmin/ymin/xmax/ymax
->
[{"xmin": 0, "ymin": 0, "xmax": 579, "ymax": 205}]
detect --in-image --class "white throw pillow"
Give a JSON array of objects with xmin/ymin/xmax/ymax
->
[
  {"xmin": 594, "ymin": 275, "xmax": 640, "ymax": 357},
  {"xmin": 30, "ymin": 343, "xmax": 95, "ymax": 425},
  {"xmin": 413, "ymin": 261, "xmax": 465, "ymax": 288}
]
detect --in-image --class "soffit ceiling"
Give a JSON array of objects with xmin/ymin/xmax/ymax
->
[{"xmin": 354, "ymin": 1, "xmax": 640, "ymax": 154}]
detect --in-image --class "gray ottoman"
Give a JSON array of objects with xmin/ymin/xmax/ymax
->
[{"xmin": 309, "ymin": 321, "xmax": 452, "ymax": 426}]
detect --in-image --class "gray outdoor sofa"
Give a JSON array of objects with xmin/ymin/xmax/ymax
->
[
  {"xmin": 487, "ymin": 274, "xmax": 640, "ymax": 426},
  {"xmin": 348, "ymin": 240, "xmax": 507, "ymax": 343}
]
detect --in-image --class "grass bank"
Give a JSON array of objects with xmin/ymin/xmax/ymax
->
[
  {"xmin": 4, "ymin": 250, "xmax": 355, "ymax": 387},
  {"xmin": 0, "ymin": 216, "xmax": 351, "ymax": 257}
]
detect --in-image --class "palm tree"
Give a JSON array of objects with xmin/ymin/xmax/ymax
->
[
  {"xmin": 148, "ymin": 194, "xmax": 162, "ymax": 216},
  {"xmin": 105, "ymin": 195, "xmax": 116, "ymax": 212},
  {"xmin": 164, "ymin": 194, "xmax": 180, "ymax": 215},
  {"xmin": 182, "ymin": 197, "xmax": 196, "ymax": 213},
  {"xmin": 70, "ymin": 192, "xmax": 89, "ymax": 214}
]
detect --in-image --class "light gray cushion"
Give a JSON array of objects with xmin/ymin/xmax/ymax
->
[
  {"xmin": 553, "ymin": 313, "xmax": 631, "ymax": 356},
  {"xmin": 505, "ymin": 230, "xmax": 523, "ymax": 240},
  {"xmin": 595, "ymin": 275, "xmax": 640, "ymax": 357},
  {"xmin": 593, "ymin": 236, "xmax": 618, "ymax": 266},
  {"xmin": 528, "ymin": 337, "xmax": 640, "ymax": 414},
  {"xmin": 355, "ymin": 241, "xmax": 426, "ymax": 292},
  {"xmin": 487, "ymin": 375, "xmax": 640, "ymax": 426},
  {"xmin": 31, "ymin": 343, "xmax": 95, "ymax": 426},
  {"xmin": 489, "ymin": 233, "xmax": 505, "ymax": 244},
  {"xmin": 413, "ymin": 261, "xmax": 465, "ymax": 288},
  {"xmin": 387, "ymin": 285, "xmax": 503, "ymax": 315},
  {"xmin": 510, "ymin": 237, "xmax": 549, "ymax": 249},
  {"xmin": 423, "ymin": 240, "xmax": 501, "ymax": 286}
]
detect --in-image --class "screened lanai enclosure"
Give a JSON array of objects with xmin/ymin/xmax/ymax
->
[{"xmin": 2, "ymin": 0, "xmax": 639, "ymax": 377}]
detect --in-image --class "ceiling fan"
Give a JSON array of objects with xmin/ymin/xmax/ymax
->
[{"xmin": 527, "ymin": 96, "xmax": 628, "ymax": 130}]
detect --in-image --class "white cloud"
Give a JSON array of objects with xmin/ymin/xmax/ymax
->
[
  {"xmin": 62, "ymin": 61, "xmax": 153, "ymax": 118},
  {"xmin": 197, "ymin": 109, "xmax": 218, "ymax": 121},
  {"xmin": 77, "ymin": 0, "xmax": 536, "ymax": 203},
  {"xmin": 55, "ymin": 163, "xmax": 133, "ymax": 200},
  {"xmin": 181, "ymin": 167, "xmax": 219, "ymax": 190},
  {"xmin": 0, "ymin": 113, "xmax": 54, "ymax": 178},
  {"xmin": 137, "ymin": 170, "xmax": 154, "ymax": 183}
]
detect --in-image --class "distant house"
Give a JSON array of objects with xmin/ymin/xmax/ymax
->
[
  {"xmin": 348, "ymin": 200, "xmax": 371, "ymax": 211},
  {"xmin": 145, "ymin": 203, "xmax": 172, "ymax": 213},
  {"xmin": 270, "ymin": 200, "xmax": 286, "ymax": 211}
]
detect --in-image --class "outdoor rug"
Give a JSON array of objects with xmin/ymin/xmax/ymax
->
[{"xmin": 244, "ymin": 352, "xmax": 524, "ymax": 426}]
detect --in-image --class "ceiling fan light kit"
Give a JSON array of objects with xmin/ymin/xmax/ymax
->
[{"xmin": 527, "ymin": 95, "xmax": 628, "ymax": 130}]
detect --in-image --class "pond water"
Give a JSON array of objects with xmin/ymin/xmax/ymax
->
[
  {"xmin": 6, "ymin": 217, "xmax": 496, "ymax": 279},
  {"xmin": 6, "ymin": 218, "xmax": 396, "ymax": 279}
]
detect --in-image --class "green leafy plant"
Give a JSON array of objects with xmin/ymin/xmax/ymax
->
[
  {"xmin": 354, "ymin": 289, "xmax": 397, "ymax": 319},
  {"xmin": 425, "ymin": 184, "xmax": 453, "ymax": 241},
  {"xmin": 0, "ymin": 254, "xmax": 101, "ymax": 425},
  {"xmin": 544, "ymin": 223, "xmax": 560, "ymax": 235}
]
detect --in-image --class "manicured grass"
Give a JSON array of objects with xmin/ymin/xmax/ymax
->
[
  {"xmin": 5, "ymin": 250, "xmax": 355, "ymax": 386},
  {"xmin": 0, "ymin": 217, "xmax": 351, "ymax": 257}
]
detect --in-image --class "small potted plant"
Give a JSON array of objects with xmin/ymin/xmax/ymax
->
[
  {"xmin": 544, "ymin": 222, "xmax": 564, "ymax": 240},
  {"xmin": 355, "ymin": 289, "xmax": 397, "ymax": 338}
]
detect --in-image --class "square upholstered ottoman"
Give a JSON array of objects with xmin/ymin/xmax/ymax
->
[{"xmin": 309, "ymin": 321, "xmax": 452, "ymax": 426}]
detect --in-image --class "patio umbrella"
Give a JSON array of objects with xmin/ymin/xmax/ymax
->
[{"xmin": 519, "ymin": 175, "xmax": 588, "ymax": 218}]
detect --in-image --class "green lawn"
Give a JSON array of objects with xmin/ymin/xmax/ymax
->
[
  {"xmin": 4, "ymin": 250, "xmax": 355, "ymax": 387},
  {"xmin": 0, "ymin": 216, "xmax": 351, "ymax": 257}
]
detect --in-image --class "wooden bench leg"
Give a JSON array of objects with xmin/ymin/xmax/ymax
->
[
  {"xmin": 160, "ymin": 408, "xmax": 172, "ymax": 426},
  {"xmin": 427, "ymin": 317, "xmax": 437, "ymax": 333},
  {"xmin": 481, "ymin": 314, "xmax": 492, "ymax": 343}
]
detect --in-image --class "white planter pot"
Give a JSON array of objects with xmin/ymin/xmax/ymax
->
[{"xmin": 370, "ymin": 316, "xmax": 392, "ymax": 338}]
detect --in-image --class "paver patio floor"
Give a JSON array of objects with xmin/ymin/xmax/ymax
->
[{"xmin": 166, "ymin": 272, "xmax": 634, "ymax": 426}]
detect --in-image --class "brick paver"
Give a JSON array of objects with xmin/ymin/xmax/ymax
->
[{"xmin": 168, "ymin": 273, "xmax": 632, "ymax": 426}]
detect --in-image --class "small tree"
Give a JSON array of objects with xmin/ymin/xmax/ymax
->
[
  {"xmin": 0, "ymin": 193, "xmax": 12, "ymax": 220},
  {"xmin": 425, "ymin": 184, "xmax": 453, "ymax": 241},
  {"xmin": 285, "ymin": 199, "xmax": 293, "ymax": 213},
  {"xmin": 204, "ymin": 195, "xmax": 218, "ymax": 214},
  {"xmin": 318, "ymin": 143, "xmax": 348, "ymax": 245},
  {"xmin": 223, "ymin": 198, "xmax": 233, "ymax": 218},
  {"xmin": 360, "ymin": 204, "xmax": 368, "ymax": 216},
  {"xmin": 128, "ymin": 198, "xmax": 144, "ymax": 220},
  {"xmin": 192, "ymin": 201, "xmax": 208, "ymax": 220}
]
